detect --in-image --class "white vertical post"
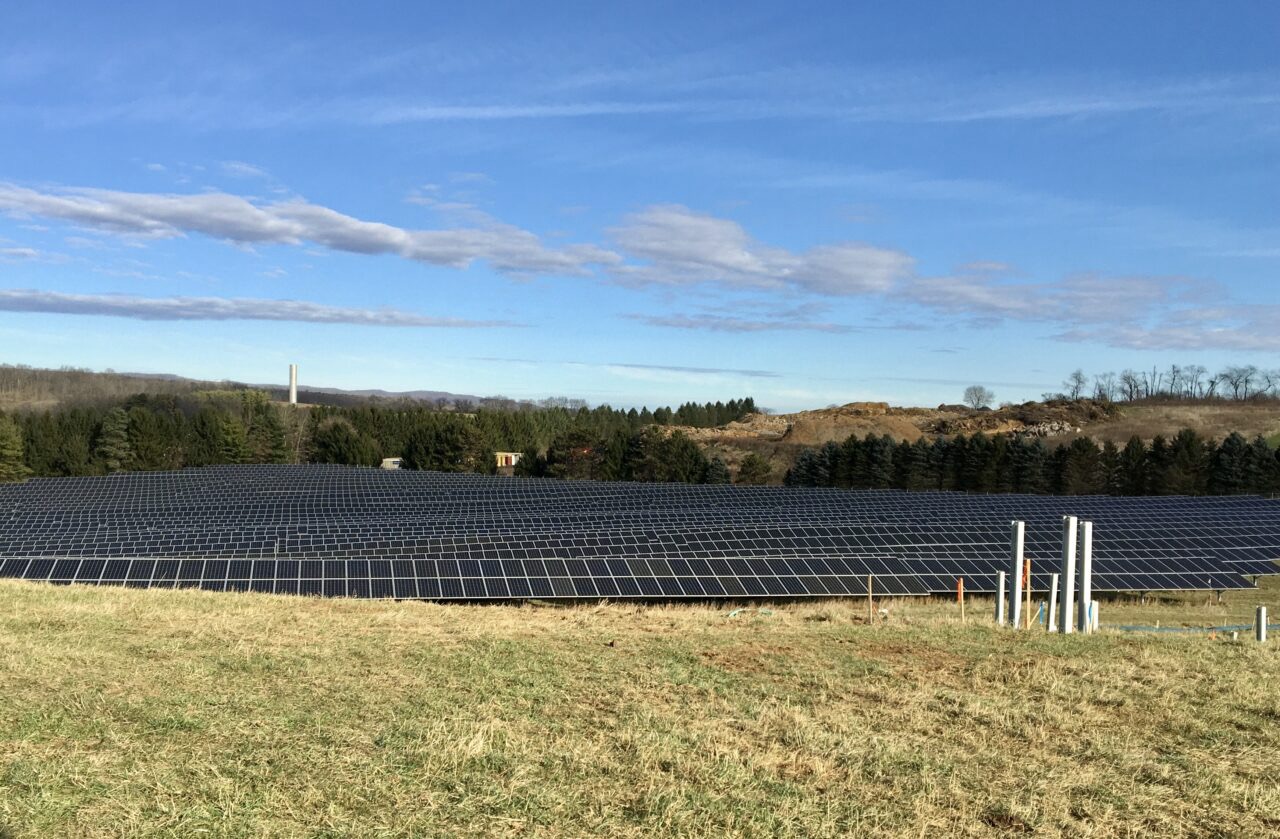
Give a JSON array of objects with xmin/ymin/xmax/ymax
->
[
  {"xmin": 1077, "ymin": 520, "xmax": 1093, "ymax": 634},
  {"xmin": 995, "ymin": 571, "xmax": 1007, "ymax": 626},
  {"xmin": 288, "ymin": 364, "xmax": 298, "ymax": 405},
  {"xmin": 1258, "ymin": 606, "xmax": 1268, "ymax": 643},
  {"xmin": 1060, "ymin": 516, "xmax": 1077, "ymax": 634},
  {"xmin": 1047, "ymin": 573, "xmax": 1059, "ymax": 632},
  {"xmin": 1009, "ymin": 520, "xmax": 1025, "ymax": 630},
  {"xmin": 1091, "ymin": 601, "xmax": 1100, "ymax": 632}
]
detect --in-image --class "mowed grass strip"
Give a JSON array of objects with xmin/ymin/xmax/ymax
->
[{"xmin": 2, "ymin": 580, "xmax": 1279, "ymax": 838}]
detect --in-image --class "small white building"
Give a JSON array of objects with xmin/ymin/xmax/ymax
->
[
  {"xmin": 380, "ymin": 457, "xmax": 403, "ymax": 470},
  {"xmin": 495, "ymin": 451, "xmax": 523, "ymax": 475}
]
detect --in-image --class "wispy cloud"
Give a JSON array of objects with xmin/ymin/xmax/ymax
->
[
  {"xmin": 470, "ymin": 356, "xmax": 780, "ymax": 379},
  {"xmin": 1055, "ymin": 306, "xmax": 1280, "ymax": 352},
  {"xmin": 901, "ymin": 272, "xmax": 1212, "ymax": 326},
  {"xmin": 0, "ymin": 183, "xmax": 621, "ymax": 277},
  {"xmin": 609, "ymin": 204, "xmax": 913, "ymax": 295},
  {"xmin": 0, "ymin": 289, "xmax": 516, "ymax": 328},
  {"xmin": 220, "ymin": 160, "xmax": 270, "ymax": 179},
  {"xmin": 629, "ymin": 313, "xmax": 852, "ymax": 333},
  {"xmin": 0, "ymin": 246, "xmax": 40, "ymax": 260}
]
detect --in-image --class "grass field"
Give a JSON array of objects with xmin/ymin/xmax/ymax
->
[{"xmin": 2, "ymin": 580, "xmax": 1279, "ymax": 838}]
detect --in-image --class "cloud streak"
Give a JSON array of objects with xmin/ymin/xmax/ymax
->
[
  {"xmin": 470, "ymin": 356, "xmax": 780, "ymax": 379},
  {"xmin": 629, "ymin": 313, "xmax": 852, "ymax": 333},
  {"xmin": 0, "ymin": 289, "xmax": 515, "ymax": 328},
  {"xmin": 0, "ymin": 183, "xmax": 619, "ymax": 277},
  {"xmin": 609, "ymin": 204, "xmax": 913, "ymax": 295}
]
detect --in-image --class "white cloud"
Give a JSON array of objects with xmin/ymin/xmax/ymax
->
[
  {"xmin": 0, "ymin": 246, "xmax": 39, "ymax": 260},
  {"xmin": 902, "ymin": 272, "xmax": 1209, "ymax": 326},
  {"xmin": 221, "ymin": 161, "xmax": 270, "ymax": 179},
  {"xmin": 609, "ymin": 204, "xmax": 913, "ymax": 295},
  {"xmin": 1056, "ymin": 306, "xmax": 1280, "ymax": 352},
  {"xmin": 0, "ymin": 183, "xmax": 619, "ymax": 277},
  {"xmin": 0, "ymin": 289, "xmax": 516, "ymax": 328},
  {"xmin": 629, "ymin": 313, "xmax": 852, "ymax": 333}
]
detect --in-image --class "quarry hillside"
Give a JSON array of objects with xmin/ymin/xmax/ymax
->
[{"xmin": 678, "ymin": 399, "xmax": 1280, "ymax": 475}]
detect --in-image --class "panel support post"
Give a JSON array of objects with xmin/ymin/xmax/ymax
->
[
  {"xmin": 1025, "ymin": 558, "xmax": 1032, "ymax": 630},
  {"xmin": 957, "ymin": 577, "xmax": 966, "ymax": 624},
  {"xmin": 1077, "ymin": 520, "xmax": 1093, "ymax": 634},
  {"xmin": 1047, "ymin": 573, "xmax": 1060, "ymax": 633},
  {"xmin": 1258, "ymin": 606, "xmax": 1268, "ymax": 643},
  {"xmin": 1009, "ymin": 521, "xmax": 1024, "ymax": 630},
  {"xmin": 995, "ymin": 571, "xmax": 1007, "ymax": 627},
  {"xmin": 1059, "ymin": 516, "xmax": 1077, "ymax": 634},
  {"xmin": 866, "ymin": 574, "xmax": 873, "ymax": 626}
]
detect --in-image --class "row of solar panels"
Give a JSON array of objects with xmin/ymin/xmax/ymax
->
[
  {"xmin": 0, "ymin": 556, "xmax": 1248, "ymax": 599},
  {"xmin": 1, "ymin": 465, "xmax": 1277, "ymax": 600}
]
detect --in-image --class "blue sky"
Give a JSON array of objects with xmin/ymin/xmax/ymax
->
[{"xmin": 1, "ymin": 1, "xmax": 1277, "ymax": 411}]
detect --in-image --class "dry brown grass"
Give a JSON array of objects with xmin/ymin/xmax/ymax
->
[
  {"xmin": 1065, "ymin": 403, "xmax": 1280, "ymax": 446},
  {"xmin": 2, "ymin": 580, "xmax": 1279, "ymax": 838}
]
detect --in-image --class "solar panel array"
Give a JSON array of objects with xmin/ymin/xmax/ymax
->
[{"xmin": 1, "ymin": 465, "xmax": 1276, "ymax": 600}]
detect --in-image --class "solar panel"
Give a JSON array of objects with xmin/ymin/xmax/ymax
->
[{"xmin": 0, "ymin": 464, "xmax": 1276, "ymax": 600}]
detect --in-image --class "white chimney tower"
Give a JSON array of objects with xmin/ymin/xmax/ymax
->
[{"xmin": 288, "ymin": 364, "xmax": 298, "ymax": 405}]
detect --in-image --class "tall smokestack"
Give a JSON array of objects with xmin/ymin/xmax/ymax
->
[{"xmin": 288, "ymin": 364, "xmax": 298, "ymax": 405}]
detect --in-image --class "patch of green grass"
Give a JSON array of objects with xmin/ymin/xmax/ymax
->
[{"xmin": 1, "ymin": 580, "xmax": 1278, "ymax": 837}]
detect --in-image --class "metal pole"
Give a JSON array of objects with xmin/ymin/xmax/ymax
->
[
  {"xmin": 1009, "ymin": 521, "xmax": 1024, "ymax": 630},
  {"xmin": 1077, "ymin": 520, "xmax": 1093, "ymax": 634},
  {"xmin": 867, "ymin": 574, "xmax": 873, "ymax": 626},
  {"xmin": 288, "ymin": 363, "xmax": 298, "ymax": 405},
  {"xmin": 1025, "ymin": 557, "xmax": 1032, "ymax": 630},
  {"xmin": 995, "ymin": 571, "xmax": 1007, "ymax": 627},
  {"xmin": 1047, "ymin": 573, "xmax": 1060, "ymax": 633},
  {"xmin": 1060, "ymin": 516, "xmax": 1077, "ymax": 634},
  {"xmin": 1258, "ymin": 606, "xmax": 1268, "ymax": 643}
]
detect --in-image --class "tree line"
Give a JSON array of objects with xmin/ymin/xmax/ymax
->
[
  {"xmin": 1055, "ymin": 364, "xmax": 1280, "ymax": 403},
  {"xmin": 0, "ymin": 391, "xmax": 759, "ymax": 482},
  {"xmin": 785, "ymin": 430, "xmax": 1280, "ymax": 496}
]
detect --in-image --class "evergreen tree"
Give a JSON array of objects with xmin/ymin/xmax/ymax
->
[
  {"xmin": 245, "ymin": 401, "xmax": 288, "ymax": 464},
  {"xmin": 1209, "ymin": 432, "xmax": 1250, "ymax": 495},
  {"xmin": 1117, "ymin": 436, "xmax": 1148, "ymax": 495},
  {"xmin": 309, "ymin": 418, "xmax": 380, "ymax": 466},
  {"xmin": 704, "ymin": 456, "xmax": 731, "ymax": 485},
  {"xmin": 1146, "ymin": 436, "xmax": 1171, "ymax": 494},
  {"xmin": 1100, "ymin": 440, "xmax": 1122, "ymax": 495},
  {"xmin": 735, "ymin": 452, "xmax": 773, "ymax": 485},
  {"xmin": 1245, "ymin": 436, "xmax": 1278, "ymax": 495},
  {"xmin": 1165, "ymin": 429, "xmax": 1209, "ymax": 495},
  {"xmin": 127, "ymin": 406, "xmax": 183, "ymax": 471},
  {"xmin": 785, "ymin": 448, "xmax": 827, "ymax": 487},
  {"xmin": 0, "ymin": 414, "xmax": 30, "ymax": 483},
  {"xmin": 545, "ymin": 427, "xmax": 609, "ymax": 480},
  {"xmin": 863, "ymin": 435, "xmax": 896, "ymax": 489},
  {"xmin": 1059, "ymin": 437, "xmax": 1104, "ymax": 495},
  {"xmin": 95, "ymin": 407, "xmax": 133, "ymax": 473}
]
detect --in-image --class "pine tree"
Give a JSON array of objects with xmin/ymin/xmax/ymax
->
[
  {"xmin": 704, "ymin": 456, "xmax": 731, "ymax": 485},
  {"xmin": 95, "ymin": 407, "xmax": 133, "ymax": 473},
  {"xmin": 1166, "ymin": 429, "xmax": 1209, "ymax": 495},
  {"xmin": 1101, "ymin": 440, "xmax": 1122, "ymax": 495},
  {"xmin": 1244, "ymin": 436, "xmax": 1278, "ymax": 495},
  {"xmin": 1209, "ymin": 432, "xmax": 1249, "ymax": 495},
  {"xmin": 735, "ymin": 452, "xmax": 773, "ymax": 485},
  {"xmin": 0, "ymin": 414, "xmax": 31, "ymax": 483},
  {"xmin": 1118, "ymin": 436, "xmax": 1148, "ymax": 495}
]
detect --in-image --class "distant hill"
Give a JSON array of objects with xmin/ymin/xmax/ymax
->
[{"xmin": 0, "ymin": 364, "xmax": 491, "ymax": 412}]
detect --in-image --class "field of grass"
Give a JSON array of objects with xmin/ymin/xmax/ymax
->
[{"xmin": 2, "ymin": 579, "xmax": 1279, "ymax": 838}]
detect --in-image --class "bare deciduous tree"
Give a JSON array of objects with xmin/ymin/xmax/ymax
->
[
  {"xmin": 1063, "ymin": 369, "xmax": 1088, "ymax": 400},
  {"xmin": 963, "ymin": 385, "xmax": 995, "ymax": 410}
]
